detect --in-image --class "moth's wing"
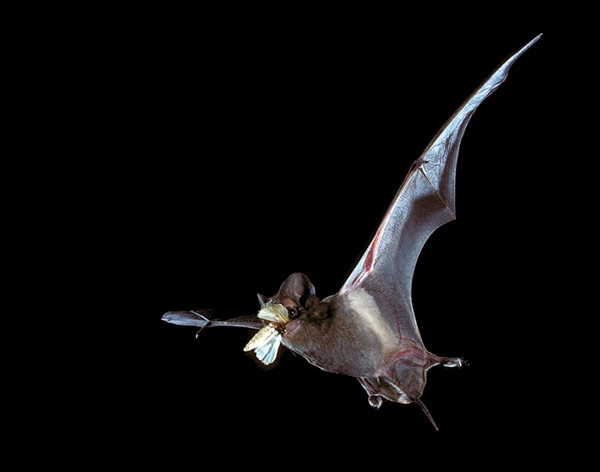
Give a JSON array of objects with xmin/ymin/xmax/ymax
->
[
  {"xmin": 244, "ymin": 325, "xmax": 279, "ymax": 351},
  {"xmin": 339, "ymin": 35, "xmax": 541, "ymax": 347},
  {"xmin": 254, "ymin": 333, "xmax": 282, "ymax": 365},
  {"xmin": 257, "ymin": 304, "xmax": 290, "ymax": 324},
  {"xmin": 244, "ymin": 325, "xmax": 282, "ymax": 365}
]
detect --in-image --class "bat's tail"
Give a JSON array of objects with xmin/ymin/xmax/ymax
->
[{"xmin": 415, "ymin": 398, "xmax": 439, "ymax": 431}]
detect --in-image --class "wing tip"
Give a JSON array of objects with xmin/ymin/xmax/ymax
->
[
  {"xmin": 161, "ymin": 310, "xmax": 211, "ymax": 327},
  {"xmin": 531, "ymin": 32, "xmax": 544, "ymax": 44},
  {"xmin": 519, "ymin": 32, "xmax": 543, "ymax": 54},
  {"xmin": 504, "ymin": 33, "xmax": 543, "ymax": 69}
]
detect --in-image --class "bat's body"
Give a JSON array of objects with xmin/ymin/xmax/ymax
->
[{"xmin": 163, "ymin": 35, "xmax": 541, "ymax": 429}]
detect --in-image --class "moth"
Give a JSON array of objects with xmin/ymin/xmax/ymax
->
[
  {"xmin": 243, "ymin": 303, "xmax": 290, "ymax": 365},
  {"xmin": 163, "ymin": 34, "xmax": 541, "ymax": 429}
]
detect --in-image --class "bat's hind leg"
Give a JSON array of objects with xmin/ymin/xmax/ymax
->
[
  {"xmin": 357, "ymin": 354, "xmax": 466, "ymax": 412},
  {"xmin": 358, "ymin": 377, "xmax": 384, "ymax": 409}
]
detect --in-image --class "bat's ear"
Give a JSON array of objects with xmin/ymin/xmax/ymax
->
[
  {"xmin": 257, "ymin": 293, "xmax": 268, "ymax": 308},
  {"xmin": 277, "ymin": 273, "xmax": 319, "ymax": 311}
]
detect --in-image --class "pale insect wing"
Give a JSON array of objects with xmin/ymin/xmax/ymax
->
[
  {"xmin": 254, "ymin": 333, "xmax": 282, "ymax": 365},
  {"xmin": 243, "ymin": 325, "xmax": 278, "ymax": 352},
  {"xmin": 257, "ymin": 304, "xmax": 289, "ymax": 324}
]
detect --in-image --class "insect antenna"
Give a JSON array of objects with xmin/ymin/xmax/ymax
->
[{"xmin": 415, "ymin": 398, "xmax": 439, "ymax": 431}]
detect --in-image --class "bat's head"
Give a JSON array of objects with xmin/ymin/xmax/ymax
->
[
  {"xmin": 255, "ymin": 272, "xmax": 344, "ymax": 369},
  {"xmin": 257, "ymin": 272, "xmax": 321, "ymax": 327},
  {"xmin": 244, "ymin": 273, "xmax": 321, "ymax": 366}
]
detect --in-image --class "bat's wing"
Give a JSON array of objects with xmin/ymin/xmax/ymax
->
[
  {"xmin": 336, "ymin": 36, "xmax": 540, "ymax": 421},
  {"xmin": 163, "ymin": 294, "xmax": 270, "ymax": 332},
  {"xmin": 162, "ymin": 310, "xmax": 263, "ymax": 332},
  {"xmin": 339, "ymin": 36, "xmax": 541, "ymax": 354}
]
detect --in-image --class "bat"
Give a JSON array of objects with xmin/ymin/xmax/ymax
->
[{"xmin": 162, "ymin": 34, "xmax": 541, "ymax": 430}]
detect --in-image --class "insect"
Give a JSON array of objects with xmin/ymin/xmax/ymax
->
[
  {"xmin": 243, "ymin": 303, "xmax": 290, "ymax": 365},
  {"xmin": 162, "ymin": 34, "xmax": 541, "ymax": 429}
]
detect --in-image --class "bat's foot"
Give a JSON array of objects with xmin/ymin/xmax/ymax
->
[
  {"xmin": 367, "ymin": 395, "xmax": 383, "ymax": 409},
  {"xmin": 439, "ymin": 356, "xmax": 467, "ymax": 368},
  {"xmin": 358, "ymin": 378, "xmax": 385, "ymax": 409}
]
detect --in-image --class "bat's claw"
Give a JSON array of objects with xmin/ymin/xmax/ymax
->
[
  {"xmin": 437, "ymin": 356, "xmax": 467, "ymax": 368},
  {"xmin": 367, "ymin": 395, "xmax": 383, "ymax": 409}
]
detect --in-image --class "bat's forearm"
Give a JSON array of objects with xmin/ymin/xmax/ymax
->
[{"xmin": 162, "ymin": 311, "xmax": 263, "ymax": 330}]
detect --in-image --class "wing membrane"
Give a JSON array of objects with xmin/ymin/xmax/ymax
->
[{"xmin": 339, "ymin": 35, "xmax": 541, "ymax": 346}]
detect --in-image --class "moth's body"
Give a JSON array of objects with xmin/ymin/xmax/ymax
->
[{"xmin": 162, "ymin": 35, "xmax": 541, "ymax": 428}]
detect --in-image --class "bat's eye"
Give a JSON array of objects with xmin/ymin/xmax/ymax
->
[{"xmin": 288, "ymin": 308, "xmax": 298, "ymax": 318}]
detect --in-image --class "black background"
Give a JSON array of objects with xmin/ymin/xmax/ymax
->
[{"xmin": 7, "ymin": 7, "xmax": 590, "ymax": 468}]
